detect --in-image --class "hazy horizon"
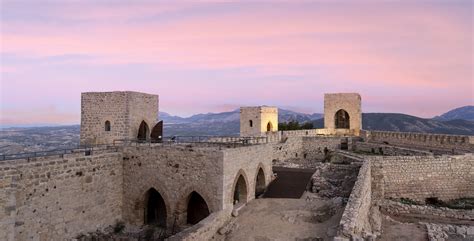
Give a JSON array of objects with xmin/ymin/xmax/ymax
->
[{"xmin": 1, "ymin": 1, "xmax": 473, "ymax": 126}]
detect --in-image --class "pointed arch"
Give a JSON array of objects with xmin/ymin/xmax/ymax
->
[
  {"xmin": 144, "ymin": 188, "xmax": 167, "ymax": 227},
  {"xmin": 255, "ymin": 167, "xmax": 266, "ymax": 197},
  {"xmin": 231, "ymin": 169, "xmax": 249, "ymax": 205},
  {"xmin": 267, "ymin": 121, "xmax": 273, "ymax": 132},
  {"xmin": 138, "ymin": 120, "xmax": 149, "ymax": 140},
  {"xmin": 186, "ymin": 191, "xmax": 210, "ymax": 225},
  {"xmin": 335, "ymin": 109, "xmax": 350, "ymax": 129}
]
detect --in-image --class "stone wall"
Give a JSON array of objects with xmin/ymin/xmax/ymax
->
[
  {"xmin": 80, "ymin": 91, "xmax": 158, "ymax": 145},
  {"xmin": 167, "ymin": 208, "xmax": 232, "ymax": 241},
  {"xmin": 362, "ymin": 130, "xmax": 474, "ymax": 153},
  {"xmin": 371, "ymin": 154, "xmax": 474, "ymax": 203},
  {"xmin": 222, "ymin": 144, "xmax": 274, "ymax": 210},
  {"xmin": 121, "ymin": 145, "xmax": 224, "ymax": 229},
  {"xmin": 353, "ymin": 142, "xmax": 433, "ymax": 156},
  {"xmin": 382, "ymin": 200, "xmax": 474, "ymax": 221},
  {"xmin": 336, "ymin": 160, "xmax": 374, "ymax": 240},
  {"xmin": 0, "ymin": 152, "xmax": 123, "ymax": 241},
  {"xmin": 303, "ymin": 137, "xmax": 343, "ymax": 159}
]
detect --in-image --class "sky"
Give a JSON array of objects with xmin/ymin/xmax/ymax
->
[{"xmin": 1, "ymin": 0, "xmax": 473, "ymax": 126}]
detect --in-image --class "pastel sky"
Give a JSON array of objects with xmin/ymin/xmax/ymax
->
[{"xmin": 1, "ymin": 1, "xmax": 473, "ymax": 126}]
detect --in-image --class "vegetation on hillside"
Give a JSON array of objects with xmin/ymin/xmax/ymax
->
[{"xmin": 278, "ymin": 121, "xmax": 314, "ymax": 131}]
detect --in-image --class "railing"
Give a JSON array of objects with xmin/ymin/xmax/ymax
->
[
  {"xmin": 0, "ymin": 136, "xmax": 268, "ymax": 162},
  {"xmin": 114, "ymin": 136, "xmax": 269, "ymax": 147},
  {"xmin": 0, "ymin": 144, "xmax": 120, "ymax": 162}
]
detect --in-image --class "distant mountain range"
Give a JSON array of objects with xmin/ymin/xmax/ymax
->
[
  {"xmin": 433, "ymin": 106, "xmax": 474, "ymax": 122},
  {"xmin": 161, "ymin": 106, "xmax": 474, "ymax": 136}
]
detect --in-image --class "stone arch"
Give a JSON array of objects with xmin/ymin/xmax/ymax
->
[
  {"xmin": 144, "ymin": 188, "xmax": 167, "ymax": 227},
  {"xmin": 104, "ymin": 120, "xmax": 111, "ymax": 131},
  {"xmin": 335, "ymin": 109, "xmax": 350, "ymax": 129},
  {"xmin": 136, "ymin": 184, "xmax": 172, "ymax": 227},
  {"xmin": 254, "ymin": 165, "xmax": 266, "ymax": 197},
  {"xmin": 231, "ymin": 169, "xmax": 250, "ymax": 205},
  {"xmin": 267, "ymin": 121, "xmax": 274, "ymax": 132},
  {"xmin": 175, "ymin": 187, "xmax": 214, "ymax": 227},
  {"xmin": 186, "ymin": 191, "xmax": 210, "ymax": 225},
  {"xmin": 138, "ymin": 120, "xmax": 149, "ymax": 140}
]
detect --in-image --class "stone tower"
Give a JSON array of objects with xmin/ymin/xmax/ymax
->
[
  {"xmin": 240, "ymin": 106, "xmax": 278, "ymax": 137},
  {"xmin": 80, "ymin": 91, "xmax": 159, "ymax": 145},
  {"xmin": 324, "ymin": 93, "xmax": 362, "ymax": 136}
]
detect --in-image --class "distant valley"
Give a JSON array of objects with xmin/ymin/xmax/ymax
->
[{"xmin": 1, "ymin": 106, "xmax": 473, "ymax": 154}]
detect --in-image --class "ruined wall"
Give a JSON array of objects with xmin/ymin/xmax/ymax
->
[
  {"xmin": 324, "ymin": 93, "xmax": 362, "ymax": 136},
  {"xmin": 80, "ymin": 91, "xmax": 158, "ymax": 145},
  {"xmin": 353, "ymin": 142, "xmax": 433, "ymax": 156},
  {"xmin": 222, "ymin": 144, "xmax": 274, "ymax": 210},
  {"xmin": 303, "ymin": 137, "xmax": 343, "ymax": 159},
  {"xmin": 121, "ymin": 145, "xmax": 224, "ymax": 228},
  {"xmin": 371, "ymin": 154, "xmax": 474, "ymax": 202},
  {"xmin": 272, "ymin": 136, "xmax": 304, "ymax": 161},
  {"xmin": 337, "ymin": 160, "xmax": 373, "ymax": 240},
  {"xmin": 362, "ymin": 130, "xmax": 474, "ymax": 153},
  {"xmin": 0, "ymin": 152, "xmax": 123, "ymax": 241}
]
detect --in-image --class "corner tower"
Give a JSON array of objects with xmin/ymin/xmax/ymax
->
[
  {"xmin": 80, "ymin": 91, "xmax": 159, "ymax": 145},
  {"xmin": 240, "ymin": 106, "xmax": 278, "ymax": 137},
  {"xmin": 324, "ymin": 93, "xmax": 362, "ymax": 136}
]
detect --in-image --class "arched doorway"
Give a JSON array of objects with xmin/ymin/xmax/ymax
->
[
  {"xmin": 144, "ymin": 188, "xmax": 167, "ymax": 227},
  {"xmin": 151, "ymin": 121, "xmax": 163, "ymax": 142},
  {"xmin": 267, "ymin": 121, "xmax": 273, "ymax": 132},
  {"xmin": 255, "ymin": 168, "xmax": 265, "ymax": 197},
  {"xmin": 186, "ymin": 191, "xmax": 210, "ymax": 225},
  {"xmin": 138, "ymin": 121, "xmax": 149, "ymax": 140},
  {"xmin": 335, "ymin": 109, "xmax": 350, "ymax": 129},
  {"xmin": 233, "ymin": 175, "xmax": 248, "ymax": 205}
]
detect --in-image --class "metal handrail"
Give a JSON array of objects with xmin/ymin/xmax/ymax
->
[{"xmin": 0, "ymin": 136, "xmax": 268, "ymax": 162}]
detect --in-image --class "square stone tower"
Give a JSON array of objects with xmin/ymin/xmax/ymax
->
[
  {"xmin": 324, "ymin": 93, "xmax": 362, "ymax": 136},
  {"xmin": 240, "ymin": 106, "xmax": 278, "ymax": 137},
  {"xmin": 80, "ymin": 91, "xmax": 159, "ymax": 145}
]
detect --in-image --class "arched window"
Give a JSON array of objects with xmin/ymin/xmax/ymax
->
[
  {"xmin": 334, "ymin": 109, "xmax": 350, "ymax": 129},
  {"xmin": 104, "ymin": 120, "xmax": 111, "ymax": 131},
  {"xmin": 249, "ymin": 120, "xmax": 253, "ymax": 127}
]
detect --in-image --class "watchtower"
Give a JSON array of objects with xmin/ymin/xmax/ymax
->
[
  {"xmin": 80, "ymin": 91, "xmax": 159, "ymax": 145},
  {"xmin": 240, "ymin": 106, "xmax": 278, "ymax": 137},
  {"xmin": 324, "ymin": 93, "xmax": 362, "ymax": 136}
]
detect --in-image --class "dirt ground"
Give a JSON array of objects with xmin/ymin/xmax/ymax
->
[
  {"xmin": 378, "ymin": 215, "xmax": 428, "ymax": 241},
  {"xmin": 212, "ymin": 193, "xmax": 343, "ymax": 241}
]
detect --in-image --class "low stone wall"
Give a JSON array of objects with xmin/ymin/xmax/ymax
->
[
  {"xmin": 371, "ymin": 154, "xmax": 474, "ymax": 203},
  {"xmin": 382, "ymin": 200, "xmax": 474, "ymax": 221},
  {"xmin": 166, "ymin": 208, "xmax": 232, "ymax": 241},
  {"xmin": 353, "ymin": 142, "xmax": 433, "ymax": 156},
  {"xmin": 336, "ymin": 160, "xmax": 374, "ymax": 240},
  {"xmin": 303, "ymin": 137, "xmax": 343, "ymax": 159},
  {"xmin": 362, "ymin": 130, "xmax": 474, "ymax": 153},
  {"xmin": 0, "ymin": 152, "xmax": 123, "ymax": 241}
]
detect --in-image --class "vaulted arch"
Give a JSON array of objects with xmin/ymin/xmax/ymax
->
[
  {"xmin": 231, "ymin": 170, "xmax": 249, "ymax": 205},
  {"xmin": 144, "ymin": 188, "xmax": 167, "ymax": 227},
  {"xmin": 255, "ymin": 167, "xmax": 266, "ymax": 197},
  {"xmin": 267, "ymin": 121, "xmax": 274, "ymax": 132}
]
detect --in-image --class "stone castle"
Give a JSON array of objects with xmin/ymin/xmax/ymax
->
[{"xmin": 0, "ymin": 91, "xmax": 473, "ymax": 241}]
